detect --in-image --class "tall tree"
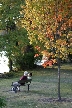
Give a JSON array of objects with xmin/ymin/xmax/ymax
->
[
  {"xmin": 0, "ymin": 0, "xmax": 32, "ymax": 71},
  {"xmin": 20, "ymin": 0, "xmax": 72, "ymax": 100},
  {"xmin": 0, "ymin": 0, "xmax": 30, "ymax": 71},
  {"xmin": 0, "ymin": 27, "xmax": 29, "ymax": 71},
  {"xmin": 0, "ymin": 0, "xmax": 25, "ymax": 29}
]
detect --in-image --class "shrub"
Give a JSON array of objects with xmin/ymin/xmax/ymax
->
[
  {"xmin": 0, "ymin": 97, "xmax": 6, "ymax": 108},
  {"xmin": 15, "ymin": 45, "xmax": 36, "ymax": 70},
  {"xmin": 0, "ymin": 72, "xmax": 14, "ymax": 78},
  {"xmin": 5, "ymin": 72, "xmax": 14, "ymax": 78}
]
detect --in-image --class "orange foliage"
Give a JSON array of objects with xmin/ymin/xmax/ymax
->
[
  {"xmin": 21, "ymin": 0, "xmax": 72, "ymax": 68},
  {"xmin": 57, "ymin": 15, "xmax": 62, "ymax": 22},
  {"xmin": 42, "ymin": 59, "xmax": 57, "ymax": 68},
  {"xmin": 34, "ymin": 54, "xmax": 39, "ymax": 58}
]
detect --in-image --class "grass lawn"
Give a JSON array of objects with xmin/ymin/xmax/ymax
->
[{"xmin": 0, "ymin": 63, "xmax": 72, "ymax": 108}]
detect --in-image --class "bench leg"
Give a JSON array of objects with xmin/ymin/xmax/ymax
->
[{"xmin": 28, "ymin": 84, "xmax": 30, "ymax": 91}]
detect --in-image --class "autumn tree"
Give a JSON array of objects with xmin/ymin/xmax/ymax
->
[{"xmin": 20, "ymin": 0, "xmax": 72, "ymax": 100}]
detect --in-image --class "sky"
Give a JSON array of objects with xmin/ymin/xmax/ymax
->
[{"xmin": 0, "ymin": 51, "xmax": 9, "ymax": 73}]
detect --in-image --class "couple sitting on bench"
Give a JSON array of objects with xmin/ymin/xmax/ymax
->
[
  {"xmin": 12, "ymin": 71, "xmax": 32, "ymax": 87},
  {"xmin": 18, "ymin": 71, "xmax": 32, "ymax": 85}
]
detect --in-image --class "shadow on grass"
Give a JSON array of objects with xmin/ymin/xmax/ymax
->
[{"xmin": 38, "ymin": 97, "xmax": 72, "ymax": 103}]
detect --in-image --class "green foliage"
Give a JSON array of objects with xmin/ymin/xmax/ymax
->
[
  {"xmin": 0, "ymin": 27, "xmax": 30, "ymax": 71},
  {"xmin": 0, "ymin": 0, "xmax": 29, "ymax": 71},
  {"xmin": 6, "ymin": 18, "xmax": 16, "ymax": 31},
  {"xmin": 68, "ymin": 53, "xmax": 72, "ymax": 62},
  {"xmin": 4, "ymin": 72, "xmax": 14, "ymax": 78},
  {"xmin": 23, "ymin": 52, "xmax": 35, "ymax": 69},
  {"xmin": 0, "ymin": 72, "xmax": 14, "ymax": 78},
  {"xmin": 0, "ymin": 0, "xmax": 25, "ymax": 29},
  {"xmin": 0, "ymin": 97, "xmax": 6, "ymax": 108},
  {"xmin": 15, "ymin": 45, "xmax": 36, "ymax": 70}
]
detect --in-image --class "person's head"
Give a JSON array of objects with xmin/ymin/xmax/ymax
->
[
  {"xmin": 24, "ymin": 71, "xmax": 28, "ymax": 76},
  {"xmin": 27, "ymin": 73, "xmax": 32, "ymax": 77}
]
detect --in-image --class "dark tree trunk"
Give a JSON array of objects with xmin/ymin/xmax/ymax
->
[
  {"xmin": 9, "ymin": 58, "xmax": 13, "ymax": 72},
  {"xmin": 57, "ymin": 58, "xmax": 61, "ymax": 100}
]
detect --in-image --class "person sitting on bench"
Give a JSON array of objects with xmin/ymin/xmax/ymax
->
[
  {"xmin": 18, "ymin": 71, "xmax": 28, "ymax": 85},
  {"xmin": 11, "ymin": 71, "xmax": 32, "ymax": 92},
  {"xmin": 20, "ymin": 71, "xmax": 28, "ymax": 80}
]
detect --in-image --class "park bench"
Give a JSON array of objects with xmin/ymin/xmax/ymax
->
[
  {"xmin": 11, "ymin": 73, "xmax": 32, "ymax": 93},
  {"xmin": 11, "ymin": 79, "xmax": 32, "ymax": 93}
]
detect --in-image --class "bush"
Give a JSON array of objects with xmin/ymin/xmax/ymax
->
[
  {"xmin": 68, "ymin": 53, "xmax": 72, "ymax": 62},
  {"xmin": 0, "ymin": 97, "xmax": 6, "ymax": 108},
  {"xmin": 0, "ymin": 72, "xmax": 14, "ymax": 78},
  {"xmin": 5, "ymin": 72, "xmax": 14, "ymax": 78},
  {"xmin": 15, "ymin": 45, "xmax": 36, "ymax": 70}
]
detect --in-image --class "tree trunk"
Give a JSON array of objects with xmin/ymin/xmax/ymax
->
[
  {"xmin": 9, "ymin": 58, "xmax": 13, "ymax": 72},
  {"xmin": 58, "ymin": 58, "xmax": 61, "ymax": 100}
]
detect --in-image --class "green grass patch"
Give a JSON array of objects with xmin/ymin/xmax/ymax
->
[{"xmin": 0, "ymin": 63, "xmax": 72, "ymax": 108}]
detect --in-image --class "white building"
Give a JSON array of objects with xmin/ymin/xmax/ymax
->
[
  {"xmin": 0, "ymin": 51, "xmax": 9, "ymax": 73},
  {"xmin": 0, "ymin": 29, "xmax": 9, "ymax": 73}
]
